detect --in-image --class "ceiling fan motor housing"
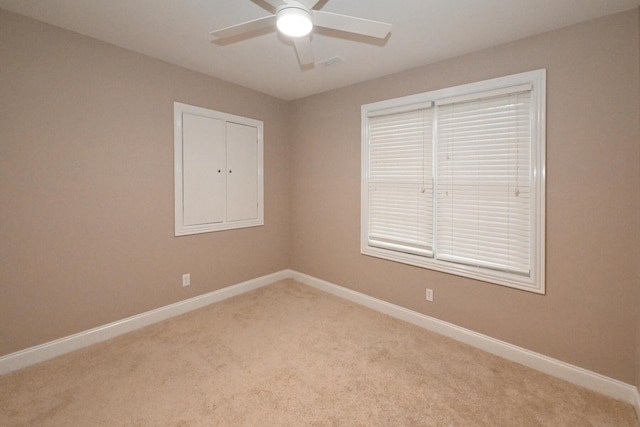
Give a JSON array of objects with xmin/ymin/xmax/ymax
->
[{"xmin": 276, "ymin": 2, "xmax": 313, "ymax": 37}]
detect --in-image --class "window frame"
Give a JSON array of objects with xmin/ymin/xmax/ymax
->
[{"xmin": 361, "ymin": 69, "xmax": 546, "ymax": 294}]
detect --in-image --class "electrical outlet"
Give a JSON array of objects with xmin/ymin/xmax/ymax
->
[
  {"xmin": 425, "ymin": 288, "xmax": 434, "ymax": 302},
  {"xmin": 182, "ymin": 273, "xmax": 190, "ymax": 287}
]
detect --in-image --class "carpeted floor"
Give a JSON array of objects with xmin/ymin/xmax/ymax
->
[{"xmin": 0, "ymin": 279, "xmax": 637, "ymax": 426}]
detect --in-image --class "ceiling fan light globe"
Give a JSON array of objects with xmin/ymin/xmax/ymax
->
[{"xmin": 276, "ymin": 7, "xmax": 312, "ymax": 38}]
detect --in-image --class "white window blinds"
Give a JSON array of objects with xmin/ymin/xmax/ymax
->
[
  {"xmin": 436, "ymin": 88, "xmax": 531, "ymax": 275},
  {"xmin": 361, "ymin": 70, "xmax": 545, "ymax": 293},
  {"xmin": 367, "ymin": 104, "xmax": 434, "ymax": 257}
]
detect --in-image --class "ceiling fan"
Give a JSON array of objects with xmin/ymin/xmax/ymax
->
[{"xmin": 210, "ymin": 0, "xmax": 392, "ymax": 67}]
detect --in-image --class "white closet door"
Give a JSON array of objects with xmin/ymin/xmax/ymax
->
[
  {"xmin": 226, "ymin": 122, "xmax": 258, "ymax": 222},
  {"xmin": 182, "ymin": 113, "xmax": 226, "ymax": 225}
]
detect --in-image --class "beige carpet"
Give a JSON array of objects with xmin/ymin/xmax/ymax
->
[{"xmin": 0, "ymin": 279, "xmax": 637, "ymax": 426}]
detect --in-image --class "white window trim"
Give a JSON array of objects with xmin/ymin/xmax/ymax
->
[
  {"xmin": 174, "ymin": 102, "xmax": 264, "ymax": 236},
  {"xmin": 361, "ymin": 69, "xmax": 546, "ymax": 294}
]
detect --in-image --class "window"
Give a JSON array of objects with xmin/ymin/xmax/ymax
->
[
  {"xmin": 174, "ymin": 102, "xmax": 264, "ymax": 236},
  {"xmin": 361, "ymin": 70, "xmax": 545, "ymax": 293}
]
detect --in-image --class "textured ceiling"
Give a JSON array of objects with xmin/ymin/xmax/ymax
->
[{"xmin": 1, "ymin": 0, "xmax": 638, "ymax": 100}]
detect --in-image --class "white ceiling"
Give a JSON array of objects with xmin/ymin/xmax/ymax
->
[{"xmin": 1, "ymin": 0, "xmax": 638, "ymax": 100}]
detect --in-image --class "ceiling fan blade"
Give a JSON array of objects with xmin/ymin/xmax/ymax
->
[
  {"xmin": 293, "ymin": 36, "xmax": 315, "ymax": 66},
  {"xmin": 312, "ymin": 11, "xmax": 391, "ymax": 39},
  {"xmin": 210, "ymin": 15, "xmax": 276, "ymax": 39}
]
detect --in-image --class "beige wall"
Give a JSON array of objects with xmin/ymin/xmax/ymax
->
[
  {"xmin": 1, "ymin": 7, "xmax": 639, "ymax": 388},
  {"xmin": 289, "ymin": 10, "xmax": 640, "ymax": 384},
  {"xmin": 0, "ymin": 10, "xmax": 290, "ymax": 355}
]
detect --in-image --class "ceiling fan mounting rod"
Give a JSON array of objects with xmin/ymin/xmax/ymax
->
[{"xmin": 276, "ymin": 0, "xmax": 311, "ymax": 13}]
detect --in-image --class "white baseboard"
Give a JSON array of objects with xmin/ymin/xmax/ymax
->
[
  {"xmin": 2, "ymin": 268, "xmax": 638, "ymax": 419},
  {"xmin": 0, "ymin": 270, "xmax": 292, "ymax": 375},
  {"xmin": 290, "ymin": 270, "xmax": 640, "ymax": 409}
]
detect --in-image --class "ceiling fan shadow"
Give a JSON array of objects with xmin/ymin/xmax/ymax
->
[
  {"xmin": 250, "ymin": 0, "xmax": 276, "ymax": 13},
  {"xmin": 314, "ymin": 27, "xmax": 391, "ymax": 46},
  {"xmin": 311, "ymin": 0, "xmax": 330, "ymax": 9},
  {"xmin": 299, "ymin": 62, "xmax": 316, "ymax": 71}
]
